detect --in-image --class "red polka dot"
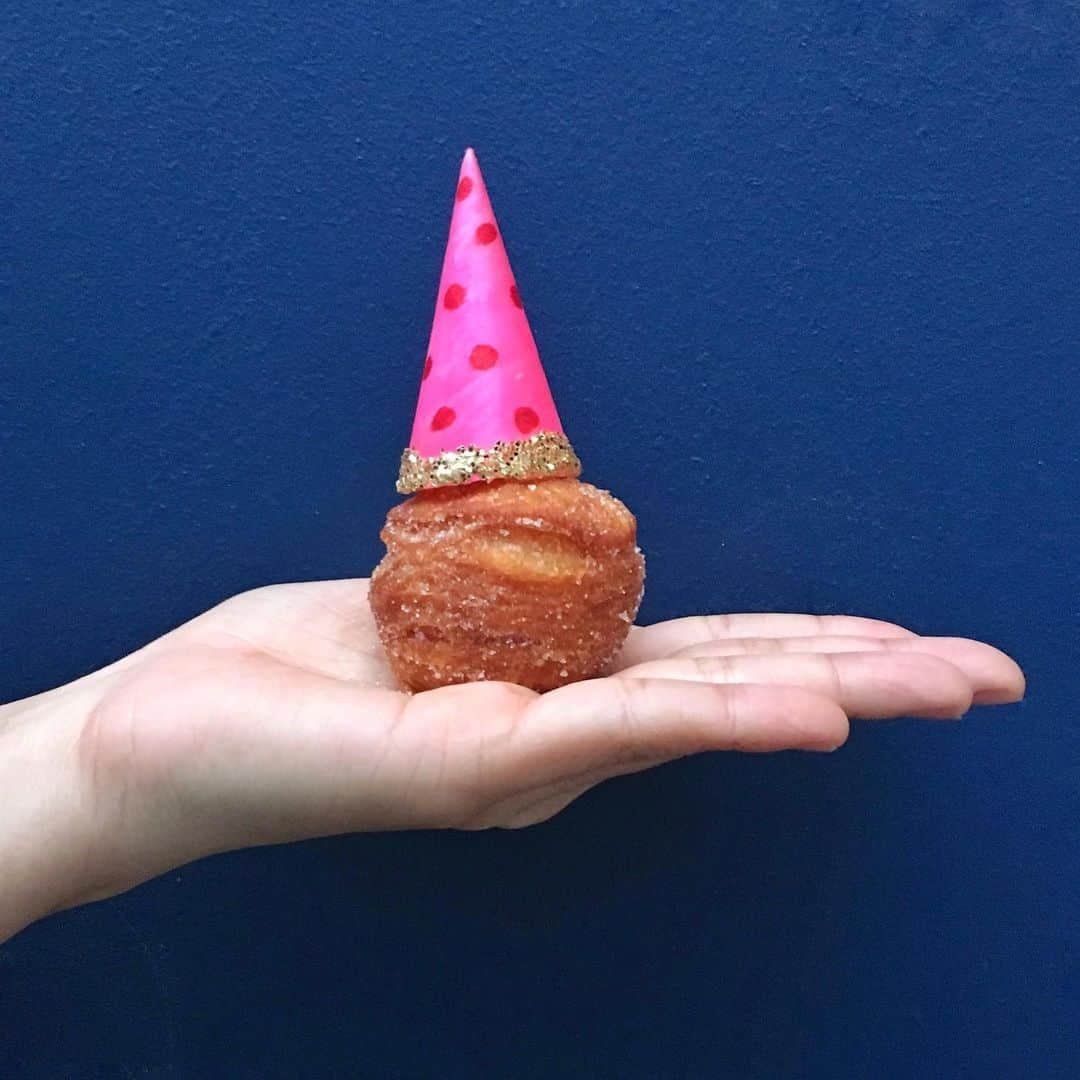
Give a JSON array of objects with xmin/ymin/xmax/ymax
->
[
  {"xmin": 510, "ymin": 284, "xmax": 523, "ymax": 309},
  {"xmin": 514, "ymin": 406, "xmax": 539, "ymax": 434},
  {"xmin": 475, "ymin": 222, "xmax": 498, "ymax": 245},
  {"xmin": 443, "ymin": 283, "xmax": 466, "ymax": 309},
  {"xmin": 431, "ymin": 406, "xmax": 456, "ymax": 431},
  {"xmin": 422, "ymin": 355, "xmax": 432, "ymax": 380},
  {"xmin": 469, "ymin": 344, "xmax": 499, "ymax": 370},
  {"xmin": 456, "ymin": 176, "xmax": 473, "ymax": 201}
]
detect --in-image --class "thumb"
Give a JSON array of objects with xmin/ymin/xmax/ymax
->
[{"xmin": 452, "ymin": 677, "xmax": 849, "ymax": 829}]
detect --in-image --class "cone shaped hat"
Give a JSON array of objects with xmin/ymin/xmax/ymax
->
[{"xmin": 397, "ymin": 149, "xmax": 580, "ymax": 493}]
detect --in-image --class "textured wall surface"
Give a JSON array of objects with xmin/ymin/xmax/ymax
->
[{"xmin": 2, "ymin": 2, "xmax": 1077, "ymax": 1076}]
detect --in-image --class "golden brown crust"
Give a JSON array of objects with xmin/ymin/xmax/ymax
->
[{"xmin": 369, "ymin": 478, "xmax": 645, "ymax": 693}]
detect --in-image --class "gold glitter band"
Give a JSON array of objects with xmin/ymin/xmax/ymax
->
[{"xmin": 396, "ymin": 432, "xmax": 582, "ymax": 494}]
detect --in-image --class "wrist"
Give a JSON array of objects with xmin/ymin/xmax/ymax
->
[{"xmin": 0, "ymin": 684, "xmax": 115, "ymax": 941}]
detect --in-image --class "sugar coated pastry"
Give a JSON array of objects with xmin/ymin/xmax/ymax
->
[
  {"xmin": 370, "ymin": 478, "xmax": 644, "ymax": 692},
  {"xmin": 370, "ymin": 148, "xmax": 645, "ymax": 692}
]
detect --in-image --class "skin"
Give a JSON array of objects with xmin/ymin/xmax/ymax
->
[{"xmin": 0, "ymin": 579, "xmax": 1024, "ymax": 943}]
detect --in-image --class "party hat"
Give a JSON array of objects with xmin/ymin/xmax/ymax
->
[{"xmin": 396, "ymin": 149, "xmax": 581, "ymax": 493}]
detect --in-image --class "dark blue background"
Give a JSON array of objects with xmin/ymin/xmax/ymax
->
[{"xmin": 3, "ymin": 2, "xmax": 1077, "ymax": 1076}]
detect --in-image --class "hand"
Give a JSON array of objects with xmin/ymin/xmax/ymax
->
[{"xmin": 0, "ymin": 579, "xmax": 1023, "ymax": 940}]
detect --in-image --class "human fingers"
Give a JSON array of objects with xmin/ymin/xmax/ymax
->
[
  {"xmin": 616, "ymin": 613, "xmax": 916, "ymax": 668},
  {"xmin": 617, "ymin": 651, "xmax": 974, "ymax": 720},
  {"xmin": 668, "ymin": 635, "xmax": 1024, "ymax": 705}
]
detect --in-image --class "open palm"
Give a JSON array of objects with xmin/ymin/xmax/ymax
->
[{"xmin": 65, "ymin": 579, "xmax": 1023, "ymax": 903}]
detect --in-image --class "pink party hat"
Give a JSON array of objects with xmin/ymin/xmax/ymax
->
[{"xmin": 396, "ymin": 148, "xmax": 581, "ymax": 493}]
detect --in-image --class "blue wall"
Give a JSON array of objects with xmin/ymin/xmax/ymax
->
[{"xmin": 3, "ymin": 2, "xmax": 1077, "ymax": 1076}]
